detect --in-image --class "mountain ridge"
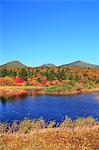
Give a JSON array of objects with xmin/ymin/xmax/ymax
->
[
  {"xmin": 40, "ymin": 63, "xmax": 56, "ymax": 67},
  {"xmin": 0, "ymin": 60, "xmax": 99, "ymax": 68},
  {"xmin": 61, "ymin": 60, "xmax": 99, "ymax": 68},
  {"xmin": 0, "ymin": 61, "xmax": 27, "ymax": 69}
]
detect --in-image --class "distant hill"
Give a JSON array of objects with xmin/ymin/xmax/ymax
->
[
  {"xmin": 40, "ymin": 63, "xmax": 56, "ymax": 67},
  {"xmin": 0, "ymin": 61, "xmax": 27, "ymax": 69},
  {"xmin": 0, "ymin": 60, "xmax": 99, "ymax": 69},
  {"xmin": 61, "ymin": 61, "xmax": 99, "ymax": 68}
]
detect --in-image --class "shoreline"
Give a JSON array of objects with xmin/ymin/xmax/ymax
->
[{"xmin": 0, "ymin": 86, "xmax": 99, "ymax": 97}]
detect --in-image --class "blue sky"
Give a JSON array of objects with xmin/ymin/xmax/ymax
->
[{"xmin": 0, "ymin": 0, "xmax": 98, "ymax": 67}]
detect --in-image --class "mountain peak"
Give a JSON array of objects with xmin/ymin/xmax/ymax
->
[
  {"xmin": 40, "ymin": 63, "xmax": 56, "ymax": 67},
  {"xmin": 0, "ymin": 60, "xmax": 27, "ymax": 68},
  {"xmin": 75, "ymin": 60, "xmax": 84, "ymax": 63},
  {"xmin": 0, "ymin": 60, "xmax": 99, "ymax": 69},
  {"xmin": 63, "ymin": 60, "xmax": 99, "ymax": 68}
]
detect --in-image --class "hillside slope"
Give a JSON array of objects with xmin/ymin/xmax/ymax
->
[
  {"xmin": 61, "ymin": 61, "xmax": 99, "ymax": 68},
  {"xmin": 0, "ymin": 61, "xmax": 27, "ymax": 69},
  {"xmin": 0, "ymin": 60, "xmax": 99, "ymax": 68}
]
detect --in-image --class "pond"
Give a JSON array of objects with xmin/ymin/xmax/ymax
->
[{"xmin": 0, "ymin": 93, "xmax": 99, "ymax": 123}]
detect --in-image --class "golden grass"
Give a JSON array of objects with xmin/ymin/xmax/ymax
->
[
  {"xmin": 82, "ymin": 88, "xmax": 99, "ymax": 93},
  {"xmin": 0, "ymin": 86, "xmax": 45, "ymax": 97},
  {"xmin": 0, "ymin": 117, "xmax": 99, "ymax": 150},
  {"xmin": 0, "ymin": 85, "xmax": 44, "ymax": 90},
  {"xmin": 0, "ymin": 85, "xmax": 99, "ymax": 97},
  {"xmin": 0, "ymin": 127, "xmax": 99, "ymax": 150}
]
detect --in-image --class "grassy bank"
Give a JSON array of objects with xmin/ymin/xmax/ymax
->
[
  {"xmin": 0, "ymin": 85, "xmax": 99, "ymax": 97},
  {"xmin": 0, "ymin": 117, "xmax": 99, "ymax": 150},
  {"xmin": 0, "ymin": 85, "xmax": 44, "ymax": 90},
  {"xmin": 43, "ymin": 84, "xmax": 99, "ymax": 96},
  {"xmin": 0, "ymin": 86, "xmax": 45, "ymax": 97}
]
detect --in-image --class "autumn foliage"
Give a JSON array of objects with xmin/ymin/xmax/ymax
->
[{"xmin": 0, "ymin": 66, "xmax": 99, "ymax": 88}]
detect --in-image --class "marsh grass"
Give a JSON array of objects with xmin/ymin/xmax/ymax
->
[
  {"xmin": 0, "ymin": 85, "xmax": 99, "ymax": 97},
  {"xmin": 45, "ymin": 84, "xmax": 75, "ymax": 92},
  {"xmin": 0, "ymin": 86, "xmax": 44, "ymax": 90},
  {"xmin": 0, "ymin": 117, "xmax": 99, "ymax": 150},
  {"xmin": 45, "ymin": 83, "xmax": 99, "ymax": 94}
]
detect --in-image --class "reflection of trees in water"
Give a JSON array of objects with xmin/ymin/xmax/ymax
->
[
  {"xmin": 0, "ymin": 96, "xmax": 15, "ymax": 106},
  {"xmin": 0, "ymin": 94, "xmax": 28, "ymax": 106},
  {"xmin": 0, "ymin": 97, "xmax": 7, "ymax": 106},
  {"xmin": 15, "ymin": 93, "xmax": 28, "ymax": 100},
  {"xmin": 0, "ymin": 90, "xmax": 41, "ymax": 106},
  {"xmin": 26, "ymin": 89, "xmax": 41, "ymax": 96},
  {"xmin": 0, "ymin": 89, "xmax": 41, "ymax": 106}
]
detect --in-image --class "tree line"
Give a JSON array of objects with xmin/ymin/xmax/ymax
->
[{"xmin": 0, "ymin": 67, "xmax": 99, "ymax": 83}]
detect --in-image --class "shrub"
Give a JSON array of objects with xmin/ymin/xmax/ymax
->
[
  {"xmin": 19, "ymin": 119, "xmax": 33, "ymax": 133},
  {"xmin": 59, "ymin": 117, "xmax": 73, "ymax": 128},
  {"xmin": 47, "ymin": 121, "xmax": 56, "ymax": 128},
  {"xmin": 37, "ymin": 77, "xmax": 42, "ymax": 82},
  {"xmin": 74, "ymin": 116, "xmax": 97, "ymax": 127}
]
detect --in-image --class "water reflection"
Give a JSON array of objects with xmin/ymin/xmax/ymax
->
[
  {"xmin": 0, "ymin": 89, "xmax": 42, "ymax": 107},
  {"xmin": 0, "ymin": 93, "xmax": 99, "ymax": 123},
  {"xmin": 0, "ymin": 96, "xmax": 8, "ymax": 106},
  {"xmin": 0, "ymin": 94, "xmax": 28, "ymax": 106}
]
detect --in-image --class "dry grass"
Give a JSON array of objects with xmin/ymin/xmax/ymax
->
[
  {"xmin": 0, "ymin": 117, "xmax": 99, "ymax": 150},
  {"xmin": 0, "ymin": 86, "xmax": 45, "ymax": 97},
  {"xmin": 0, "ymin": 86, "xmax": 44, "ymax": 90},
  {"xmin": 0, "ymin": 86, "xmax": 99, "ymax": 97},
  {"xmin": 82, "ymin": 88, "xmax": 99, "ymax": 93}
]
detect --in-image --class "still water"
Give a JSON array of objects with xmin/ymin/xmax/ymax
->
[{"xmin": 0, "ymin": 93, "xmax": 99, "ymax": 123}]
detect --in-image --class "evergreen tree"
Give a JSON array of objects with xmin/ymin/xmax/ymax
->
[
  {"xmin": 37, "ymin": 77, "xmax": 42, "ymax": 82},
  {"xmin": 11, "ymin": 71, "xmax": 17, "ymax": 77},
  {"xmin": 0, "ymin": 68, "xmax": 7, "ymax": 77},
  {"xmin": 19, "ymin": 68, "xmax": 28, "ymax": 80},
  {"xmin": 27, "ymin": 71, "xmax": 34, "ymax": 78}
]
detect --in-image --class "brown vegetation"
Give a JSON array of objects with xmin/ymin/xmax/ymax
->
[
  {"xmin": 0, "ymin": 86, "xmax": 99, "ymax": 97},
  {"xmin": 0, "ymin": 117, "xmax": 99, "ymax": 150}
]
